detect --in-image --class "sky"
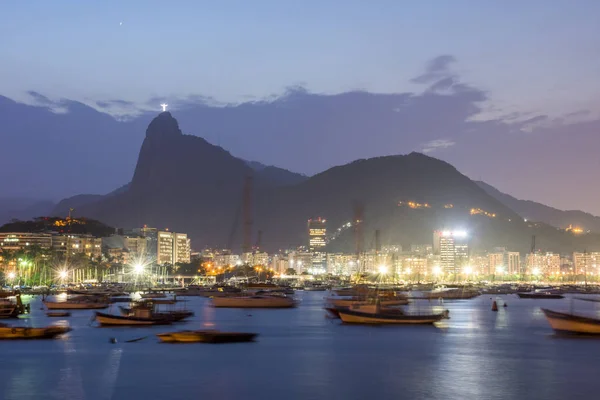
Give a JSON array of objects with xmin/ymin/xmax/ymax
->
[{"xmin": 2, "ymin": 1, "xmax": 600, "ymax": 214}]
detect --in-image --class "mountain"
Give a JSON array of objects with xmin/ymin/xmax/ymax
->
[
  {"xmin": 65, "ymin": 112, "xmax": 600, "ymax": 254},
  {"xmin": 476, "ymin": 181, "xmax": 600, "ymax": 233},
  {"xmin": 246, "ymin": 161, "xmax": 308, "ymax": 187}
]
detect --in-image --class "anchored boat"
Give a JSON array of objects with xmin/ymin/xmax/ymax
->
[
  {"xmin": 44, "ymin": 296, "xmax": 109, "ymax": 310},
  {"xmin": 542, "ymin": 308, "xmax": 600, "ymax": 335},
  {"xmin": 156, "ymin": 330, "xmax": 258, "ymax": 343},
  {"xmin": 95, "ymin": 310, "xmax": 173, "ymax": 326},
  {"xmin": 0, "ymin": 323, "xmax": 71, "ymax": 340},
  {"xmin": 517, "ymin": 292, "xmax": 564, "ymax": 299}
]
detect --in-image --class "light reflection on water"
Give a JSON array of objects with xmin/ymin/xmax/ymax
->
[{"xmin": 1, "ymin": 293, "xmax": 600, "ymax": 399}]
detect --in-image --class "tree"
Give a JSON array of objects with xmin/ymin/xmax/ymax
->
[{"xmin": 285, "ymin": 268, "xmax": 297, "ymax": 275}]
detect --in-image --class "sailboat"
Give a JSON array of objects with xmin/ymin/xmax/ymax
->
[{"xmin": 542, "ymin": 295, "xmax": 600, "ymax": 335}]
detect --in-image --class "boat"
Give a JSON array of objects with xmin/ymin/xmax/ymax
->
[
  {"xmin": 44, "ymin": 297, "xmax": 109, "ymax": 310},
  {"xmin": 337, "ymin": 308, "xmax": 447, "ymax": 324},
  {"xmin": 156, "ymin": 330, "xmax": 258, "ymax": 343},
  {"xmin": 326, "ymin": 297, "xmax": 409, "ymax": 307},
  {"xmin": 118, "ymin": 306, "xmax": 193, "ymax": 322},
  {"xmin": 0, "ymin": 300, "xmax": 20, "ymax": 319},
  {"xmin": 325, "ymin": 303, "xmax": 405, "ymax": 319},
  {"xmin": 140, "ymin": 293, "xmax": 166, "ymax": 299},
  {"xmin": 47, "ymin": 311, "xmax": 71, "ymax": 317},
  {"xmin": 424, "ymin": 289, "xmax": 480, "ymax": 300},
  {"xmin": 0, "ymin": 323, "xmax": 71, "ymax": 340},
  {"xmin": 95, "ymin": 310, "xmax": 173, "ymax": 326},
  {"xmin": 574, "ymin": 297, "xmax": 600, "ymax": 303},
  {"xmin": 542, "ymin": 308, "xmax": 600, "ymax": 335},
  {"xmin": 517, "ymin": 292, "xmax": 564, "ymax": 299},
  {"xmin": 211, "ymin": 295, "xmax": 297, "ymax": 308}
]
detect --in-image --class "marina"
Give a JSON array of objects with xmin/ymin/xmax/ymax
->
[{"xmin": 1, "ymin": 288, "xmax": 600, "ymax": 398}]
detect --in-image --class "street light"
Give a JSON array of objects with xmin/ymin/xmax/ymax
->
[
  {"xmin": 378, "ymin": 265, "xmax": 388, "ymax": 275},
  {"xmin": 7, "ymin": 271, "xmax": 16, "ymax": 280},
  {"xmin": 134, "ymin": 263, "xmax": 144, "ymax": 274},
  {"xmin": 59, "ymin": 270, "xmax": 68, "ymax": 279}
]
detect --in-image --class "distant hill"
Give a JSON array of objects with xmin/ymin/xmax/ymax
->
[
  {"xmin": 476, "ymin": 181, "xmax": 600, "ymax": 233},
  {"xmin": 0, "ymin": 198, "xmax": 55, "ymax": 225},
  {"xmin": 0, "ymin": 217, "xmax": 115, "ymax": 237},
  {"xmin": 60, "ymin": 112, "xmax": 600, "ymax": 254}
]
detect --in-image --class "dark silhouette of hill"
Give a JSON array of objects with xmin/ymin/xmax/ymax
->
[
  {"xmin": 476, "ymin": 181, "xmax": 600, "ymax": 233},
  {"xmin": 52, "ymin": 183, "xmax": 131, "ymax": 217},
  {"xmin": 0, "ymin": 217, "xmax": 114, "ymax": 237},
  {"xmin": 64, "ymin": 112, "xmax": 600, "ymax": 254}
]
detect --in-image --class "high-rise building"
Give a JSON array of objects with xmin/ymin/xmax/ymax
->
[
  {"xmin": 527, "ymin": 252, "xmax": 560, "ymax": 276},
  {"xmin": 573, "ymin": 252, "xmax": 600, "ymax": 275},
  {"xmin": 156, "ymin": 231, "xmax": 191, "ymax": 266},
  {"xmin": 488, "ymin": 252, "xmax": 504, "ymax": 275},
  {"xmin": 435, "ymin": 230, "xmax": 468, "ymax": 274},
  {"xmin": 308, "ymin": 218, "xmax": 327, "ymax": 272},
  {"xmin": 133, "ymin": 227, "xmax": 158, "ymax": 261},
  {"xmin": 507, "ymin": 252, "xmax": 521, "ymax": 275},
  {"xmin": 308, "ymin": 218, "xmax": 327, "ymax": 250}
]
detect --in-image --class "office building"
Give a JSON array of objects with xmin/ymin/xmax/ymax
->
[
  {"xmin": 0, "ymin": 232, "xmax": 53, "ymax": 251},
  {"xmin": 308, "ymin": 217, "xmax": 327, "ymax": 271},
  {"xmin": 435, "ymin": 230, "xmax": 468, "ymax": 275}
]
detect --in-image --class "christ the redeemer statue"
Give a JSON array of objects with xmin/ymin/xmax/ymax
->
[{"xmin": 160, "ymin": 103, "xmax": 168, "ymax": 112}]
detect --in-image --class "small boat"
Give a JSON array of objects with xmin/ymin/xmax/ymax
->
[
  {"xmin": 95, "ymin": 309, "xmax": 173, "ymax": 326},
  {"xmin": 44, "ymin": 297, "xmax": 109, "ymax": 310},
  {"xmin": 325, "ymin": 303, "xmax": 406, "ymax": 319},
  {"xmin": 0, "ymin": 324, "xmax": 71, "ymax": 340},
  {"xmin": 424, "ymin": 289, "xmax": 480, "ymax": 300},
  {"xmin": 0, "ymin": 301, "xmax": 20, "ymax": 319},
  {"xmin": 517, "ymin": 292, "xmax": 564, "ymax": 299},
  {"xmin": 156, "ymin": 330, "xmax": 258, "ymax": 344},
  {"xmin": 47, "ymin": 311, "xmax": 71, "ymax": 317},
  {"xmin": 573, "ymin": 297, "xmax": 600, "ymax": 303},
  {"xmin": 542, "ymin": 308, "xmax": 600, "ymax": 335},
  {"xmin": 337, "ymin": 308, "xmax": 447, "ymax": 324},
  {"xmin": 118, "ymin": 306, "xmax": 193, "ymax": 322},
  {"xmin": 211, "ymin": 295, "xmax": 297, "ymax": 308}
]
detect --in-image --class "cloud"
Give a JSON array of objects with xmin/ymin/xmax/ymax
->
[
  {"xmin": 411, "ymin": 55, "xmax": 456, "ymax": 84},
  {"xmin": 421, "ymin": 139, "xmax": 456, "ymax": 153}
]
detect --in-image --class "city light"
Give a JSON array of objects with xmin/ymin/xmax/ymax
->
[
  {"xmin": 7, "ymin": 272, "xmax": 16, "ymax": 280},
  {"xmin": 405, "ymin": 268, "xmax": 412, "ymax": 275},
  {"xmin": 432, "ymin": 266, "xmax": 442, "ymax": 275},
  {"xmin": 532, "ymin": 267, "xmax": 541, "ymax": 275},
  {"xmin": 134, "ymin": 263, "xmax": 144, "ymax": 274},
  {"xmin": 59, "ymin": 270, "xmax": 68, "ymax": 279},
  {"xmin": 378, "ymin": 265, "xmax": 388, "ymax": 275},
  {"xmin": 463, "ymin": 266, "xmax": 473, "ymax": 275}
]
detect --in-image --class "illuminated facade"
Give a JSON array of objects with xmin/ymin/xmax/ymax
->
[
  {"xmin": 527, "ymin": 252, "xmax": 560, "ymax": 276},
  {"xmin": 435, "ymin": 230, "xmax": 469, "ymax": 274},
  {"xmin": 52, "ymin": 234, "xmax": 102, "ymax": 258},
  {"xmin": 573, "ymin": 252, "xmax": 600, "ymax": 275},
  {"xmin": 308, "ymin": 218, "xmax": 327, "ymax": 272},
  {"xmin": 0, "ymin": 232, "xmax": 53, "ymax": 251},
  {"xmin": 156, "ymin": 231, "xmax": 191, "ymax": 266},
  {"xmin": 507, "ymin": 252, "xmax": 521, "ymax": 275}
]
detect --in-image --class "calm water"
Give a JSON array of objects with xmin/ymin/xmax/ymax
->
[{"xmin": 2, "ymin": 292, "xmax": 600, "ymax": 400}]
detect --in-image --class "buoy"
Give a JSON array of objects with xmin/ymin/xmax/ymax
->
[
  {"xmin": 109, "ymin": 337, "xmax": 117, "ymax": 344},
  {"xmin": 491, "ymin": 301, "xmax": 498, "ymax": 312},
  {"xmin": 503, "ymin": 303, "xmax": 508, "ymax": 308}
]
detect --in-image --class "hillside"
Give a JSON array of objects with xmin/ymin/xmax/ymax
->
[
  {"xmin": 59, "ymin": 112, "xmax": 600, "ymax": 253},
  {"xmin": 476, "ymin": 181, "xmax": 600, "ymax": 232}
]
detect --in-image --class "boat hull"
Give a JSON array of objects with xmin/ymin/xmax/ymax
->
[
  {"xmin": 44, "ymin": 301, "xmax": 109, "ymax": 310},
  {"xmin": 211, "ymin": 296, "xmax": 296, "ymax": 308},
  {"xmin": 338, "ymin": 309, "xmax": 444, "ymax": 325},
  {"xmin": 326, "ymin": 298, "xmax": 408, "ymax": 307},
  {"xmin": 157, "ymin": 330, "xmax": 257, "ymax": 343},
  {"xmin": 517, "ymin": 293, "xmax": 564, "ymax": 299},
  {"xmin": 95, "ymin": 312, "xmax": 172, "ymax": 326},
  {"xmin": 0, "ymin": 326, "xmax": 71, "ymax": 340},
  {"xmin": 542, "ymin": 308, "xmax": 600, "ymax": 335}
]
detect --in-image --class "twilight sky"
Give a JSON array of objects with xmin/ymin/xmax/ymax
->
[{"xmin": 2, "ymin": 1, "xmax": 600, "ymax": 214}]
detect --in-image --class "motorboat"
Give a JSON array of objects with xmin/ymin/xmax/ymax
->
[
  {"xmin": 140, "ymin": 293, "xmax": 166, "ymax": 299},
  {"xmin": 156, "ymin": 330, "xmax": 258, "ymax": 343},
  {"xmin": 211, "ymin": 295, "xmax": 297, "ymax": 308},
  {"xmin": 542, "ymin": 308, "xmax": 600, "ymax": 335},
  {"xmin": 118, "ymin": 306, "xmax": 193, "ymax": 322},
  {"xmin": 325, "ymin": 303, "xmax": 405, "ymax": 319},
  {"xmin": 424, "ymin": 289, "xmax": 480, "ymax": 300},
  {"xmin": 0, "ymin": 323, "xmax": 71, "ymax": 340}
]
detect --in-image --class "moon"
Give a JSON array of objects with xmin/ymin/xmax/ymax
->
[{"xmin": 119, "ymin": 22, "xmax": 123, "ymax": 26}]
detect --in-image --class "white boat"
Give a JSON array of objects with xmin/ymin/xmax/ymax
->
[
  {"xmin": 44, "ymin": 298, "xmax": 109, "ymax": 310},
  {"xmin": 211, "ymin": 295, "xmax": 297, "ymax": 308}
]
